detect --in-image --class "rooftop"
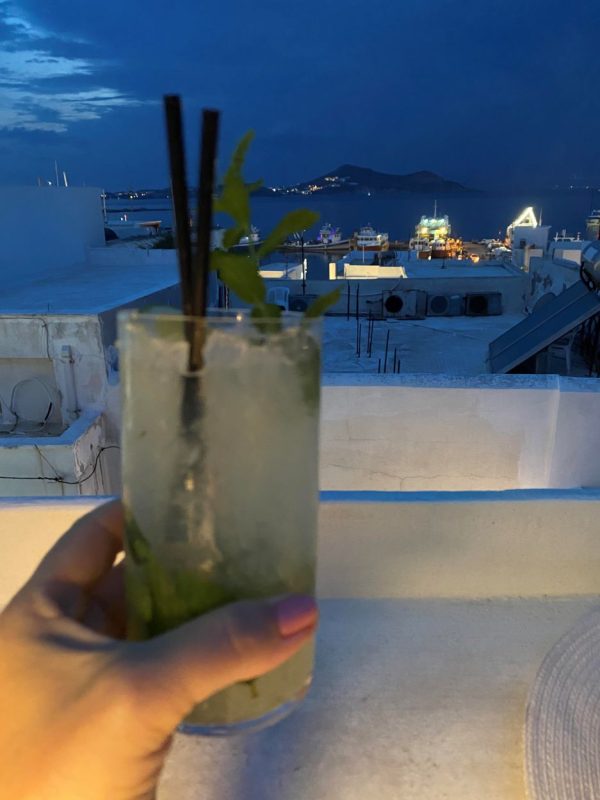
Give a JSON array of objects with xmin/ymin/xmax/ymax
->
[
  {"xmin": 322, "ymin": 314, "xmax": 527, "ymax": 374},
  {"xmin": 339, "ymin": 252, "xmax": 518, "ymax": 280},
  {"xmin": 0, "ymin": 251, "xmax": 179, "ymax": 314}
]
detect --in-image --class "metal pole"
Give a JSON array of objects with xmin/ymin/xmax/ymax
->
[
  {"xmin": 346, "ymin": 281, "xmax": 350, "ymax": 321},
  {"xmin": 356, "ymin": 283, "xmax": 360, "ymax": 320},
  {"xmin": 301, "ymin": 233, "xmax": 306, "ymax": 296},
  {"xmin": 383, "ymin": 330, "xmax": 390, "ymax": 373}
]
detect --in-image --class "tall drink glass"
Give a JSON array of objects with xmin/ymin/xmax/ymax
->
[{"xmin": 118, "ymin": 310, "xmax": 321, "ymax": 735}]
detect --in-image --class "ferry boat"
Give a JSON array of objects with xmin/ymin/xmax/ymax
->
[
  {"xmin": 352, "ymin": 225, "xmax": 389, "ymax": 251},
  {"xmin": 409, "ymin": 207, "xmax": 460, "ymax": 259},
  {"xmin": 586, "ymin": 210, "xmax": 600, "ymax": 242}
]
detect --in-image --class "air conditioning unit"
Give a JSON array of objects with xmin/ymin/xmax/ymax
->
[
  {"xmin": 427, "ymin": 294, "xmax": 465, "ymax": 317},
  {"xmin": 382, "ymin": 290, "xmax": 427, "ymax": 319},
  {"xmin": 289, "ymin": 293, "xmax": 318, "ymax": 312},
  {"xmin": 465, "ymin": 292, "xmax": 502, "ymax": 316}
]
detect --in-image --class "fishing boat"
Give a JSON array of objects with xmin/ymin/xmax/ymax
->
[
  {"xmin": 352, "ymin": 225, "xmax": 389, "ymax": 251},
  {"xmin": 317, "ymin": 223, "xmax": 345, "ymax": 246}
]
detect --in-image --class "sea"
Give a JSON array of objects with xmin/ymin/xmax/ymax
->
[{"xmin": 107, "ymin": 191, "xmax": 600, "ymax": 280}]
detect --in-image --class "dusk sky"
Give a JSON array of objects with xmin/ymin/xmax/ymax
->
[{"xmin": 0, "ymin": 0, "xmax": 598, "ymax": 191}]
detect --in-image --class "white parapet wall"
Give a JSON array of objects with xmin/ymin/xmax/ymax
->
[
  {"xmin": 0, "ymin": 411, "xmax": 116, "ymax": 497},
  {"xmin": 317, "ymin": 489, "xmax": 600, "ymax": 597},
  {"xmin": 0, "ymin": 187, "xmax": 105, "ymax": 284},
  {"xmin": 2, "ymin": 489, "xmax": 600, "ymax": 605},
  {"xmin": 320, "ymin": 374, "xmax": 600, "ymax": 491}
]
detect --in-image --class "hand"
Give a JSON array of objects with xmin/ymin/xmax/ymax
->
[{"xmin": 0, "ymin": 501, "xmax": 318, "ymax": 800}]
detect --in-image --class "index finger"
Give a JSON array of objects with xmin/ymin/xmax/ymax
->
[{"xmin": 29, "ymin": 500, "xmax": 124, "ymax": 592}]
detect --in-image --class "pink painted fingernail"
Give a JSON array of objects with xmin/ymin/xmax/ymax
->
[{"xmin": 275, "ymin": 595, "xmax": 318, "ymax": 638}]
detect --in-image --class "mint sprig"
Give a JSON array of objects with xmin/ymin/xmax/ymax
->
[{"xmin": 213, "ymin": 131, "xmax": 341, "ymax": 320}]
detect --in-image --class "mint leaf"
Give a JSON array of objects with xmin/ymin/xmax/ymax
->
[
  {"xmin": 251, "ymin": 303, "xmax": 282, "ymax": 334},
  {"xmin": 212, "ymin": 250, "xmax": 265, "ymax": 305},
  {"xmin": 125, "ymin": 509, "xmax": 153, "ymax": 565},
  {"xmin": 223, "ymin": 226, "xmax": 245, "ymax": 249},
  {"xmin": 247, "ymin": 178, "xmax": 263, "ymax": 194},
  {"xmin": 213, "ymin": 130, "xmax": 334, "ymax": 328},
  {"xmin": 304, "ymin": 287, "xmax": 342, "ymax": 318},
  {"xmin": 214, "ymin": 131, "xmax": 254, "ymax": 230},
  {"xmin": 257, "ymin": 209, "xmax": 319, "ymax": 258}
]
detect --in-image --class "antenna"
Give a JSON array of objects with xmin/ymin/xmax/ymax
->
[
  {"xmin": 62, "ymin": 171, "xmax": 69, "ymax": 188},
  {"xmin": 539, "ymin": 207, "xmax": 543, "ymax": 226},
  {"xmin": 434, "ymin": 199, "xmax": 438, "ymax": 218}
]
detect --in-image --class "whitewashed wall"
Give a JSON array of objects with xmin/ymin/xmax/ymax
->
[
  {"xmin": 0, "ymin": 187, "xmax": 104, "ymax": 284},
  {"xmin": 320, "ymin": 375, "xmax": 600, "ymax": 491},
  {"xmin": 256, "ymin": 275, "xmax": 527, "ymax": 314},
  {"xmin": 2, "ymin": 489, "xmax": 600, "ymax": 607},
  {"xmin": 527, "ymin": 254, "xmax": 581, "ymax": 309},
  {"xmin": 0, "ymin": 315, "xmax": 119, "ymax": 496},
  {"xmin": 0, "ymin": 315, "xmax": 108, "ymax": 425},
  {"xmin": 0, "ymin": 411, "xmax": 109, "ymax": 497}
]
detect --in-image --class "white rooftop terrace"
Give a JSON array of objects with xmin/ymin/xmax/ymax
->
[
  {"xmin": 321, "ymin": 314, "xmax": 527, "ymax": 374},
  {"xmin": 0, "ymin": 250, "xmax": 181, "ymax": 314}
]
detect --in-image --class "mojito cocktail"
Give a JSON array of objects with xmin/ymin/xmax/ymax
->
[{"xmin": 119, "ymin": 311, "xmax": 320, "ymax": 735}]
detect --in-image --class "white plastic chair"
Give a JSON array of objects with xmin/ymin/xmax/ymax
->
[
  {"xmin": 548, "ymin": 330, "xmax": 576, "ymax": 375},
  {"xmin": 266, "ymin": 286, "xmax": 290, "ymax": 310}
]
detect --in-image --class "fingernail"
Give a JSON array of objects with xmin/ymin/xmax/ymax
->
[{"xmin": 275, "ymin": 595, "xmax": 317, "ymax": 638}]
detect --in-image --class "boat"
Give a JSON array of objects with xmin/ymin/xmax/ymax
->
[
  {"xmin": 285, "ymin": 225, "xmax": 350, "ymax": 251},
  {"xmin": 104, "ymin": 213, "xmax": 161, "ymax": 240},
  {"xmin": 237, "ymin": 225, "xmax": 261, "ymax": 247},
  {"xmin": 352, "ymin": 225, "xmax": 389, "ymax": 251},
  {"xmin": 586, "ymin": 210, "xmax": 600, "ymax": 242},
  {"xmin": 317, "ymin": 223, "xmax": 344, "ymax": 246},
  {"xmin": 409, "ymin": 205, "xmax": 461, "ymax": 259}
]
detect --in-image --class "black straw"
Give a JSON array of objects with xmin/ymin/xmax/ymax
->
[
  {"xmin": 164, "ymin": 96, "xmax": 193, "ymax": 316},
  {"xmin": 189, "ymin": 109, "xmax": 219, "ymax": 371}
]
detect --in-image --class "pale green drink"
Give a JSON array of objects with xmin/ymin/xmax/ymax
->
[{"xmin": 119, "ymin": 310, "xmax": 320, "ymax": 735}]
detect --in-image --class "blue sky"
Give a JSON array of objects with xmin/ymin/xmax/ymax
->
[{"xmin": 0, "ymin": 0, "xmax": 598, "ymax": 190}]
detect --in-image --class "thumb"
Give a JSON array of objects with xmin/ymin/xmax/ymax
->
[{"xmin": 127, "ymin": 595, "xmax": 317, "ymax": 731}]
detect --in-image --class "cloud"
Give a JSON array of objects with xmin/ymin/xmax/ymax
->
[
  {"xmin": 0, "ymin": 85, "xmax": 146, "ymax": 132},
  {"xmin": 0, "ymin": 1, "xmax": 141, "ymax": 132}
]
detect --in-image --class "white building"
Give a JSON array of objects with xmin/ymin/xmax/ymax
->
[{"xmin": 0, "ymin": 187, "xmax": 184, "ymax": 496}]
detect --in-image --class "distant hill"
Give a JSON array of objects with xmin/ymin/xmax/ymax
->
[{"xmin": 256, "ymin": 164, "xmax": 474, "ymax": 196}]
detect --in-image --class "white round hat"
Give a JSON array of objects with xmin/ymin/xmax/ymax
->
[{"xmin": 526, "ymin": 607, "xmax": 600, "ymax": 800}]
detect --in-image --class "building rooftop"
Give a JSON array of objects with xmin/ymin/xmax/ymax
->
[
  {"xmin": 322, "ymin": 313, "xmax": 527, "ymax": 374},
  {"xmin": 0, "ymin": 253, "xmax": 180, "ymax": 314},
  {"xmin": 340, "ymin": 252, "xmax": 518, "ymax": 280}
]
